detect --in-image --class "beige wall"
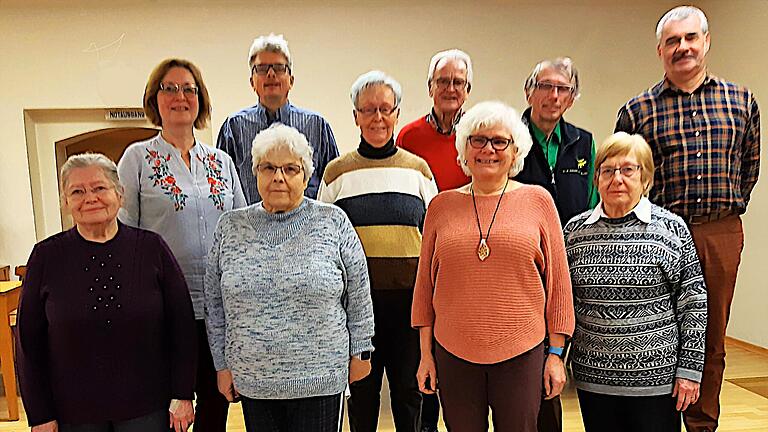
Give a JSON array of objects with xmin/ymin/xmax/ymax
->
[{"xmin": 1, "ymin": 0, "xmax": 765, "ymax": 346}]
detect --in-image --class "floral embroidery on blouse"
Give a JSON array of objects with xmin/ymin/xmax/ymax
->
[
  {"xmin": 197, "ymin": 153, "xmax": 230, "ymax": 210},
  {"xmin": 145, "ymin": 149, "xmax": 188, "ymax": 211}
]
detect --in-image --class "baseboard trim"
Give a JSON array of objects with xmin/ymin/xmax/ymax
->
[{"xmin": 726, "ymin": 336, "xmax": 768, "ymax": 357}]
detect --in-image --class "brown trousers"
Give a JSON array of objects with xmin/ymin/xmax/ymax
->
[
  {"xmin": 434, "ymin": 342, "xmax": 544, "ymax": 432},
  {"xmin": 683, "ymin": 215, "xmax": 744, "ymax": 432}
]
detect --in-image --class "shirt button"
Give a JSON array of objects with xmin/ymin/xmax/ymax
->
[
  {"xmin": 692, "ymin": 111, "xmax": 697, "ymax": 117},
  {"xmin": 696, "ymin": 152, "xmax": 702, "ymax": 157},
  {"xmin": 117, "ymin": 304, "xmax": 122, "ymax": 309},
  {"xmin": 93, "ymin": 306, "xmax": 97, "ymax": 311},
  {"xmin": 106, "ymin": 320, "xmax": 111, "ymax": 325},
  {"xmin": 697, "ymin": 175, "xmax": 702, "ymax": 180},
  {"xmin": 697, "ymin": 198, "xmax": 702, "ymax": 203},
  {"xmin": 200, "ymin": 216, "xmax": 204, "ymax": 220},
  {"xmin": 694, "ymin": 131, "xmax": 700, "ymax": 137}
]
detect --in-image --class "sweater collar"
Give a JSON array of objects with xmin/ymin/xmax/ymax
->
[{"xmin": 357, "ymin": 136, "xmax": 397, "ymax": 159}]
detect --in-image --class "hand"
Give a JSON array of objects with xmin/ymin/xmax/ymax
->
[
  {"xmin": 349, "ymin": 356, "xmax": 372, "ymax": 383},
  {"xmin": 31, "ymin": 421, "xmax": 58, "ymax": 432},
  {"xmin": 217, "ymin": 369, "xmax": 240, "ymax": 402},
  {"xmin": 416, "ymin": 354, "xmax": 438, "ymax": 394},
  {"xmin": 672, "ymin": 378, "xmax": 700, "ymax": 411},
  {"xmin": 169, "ymin": 399, "xmax": 194, "ymax": 432},
  {"xmin": 543, "ymin": 354, "xmax": 566, "ymax": 400}
]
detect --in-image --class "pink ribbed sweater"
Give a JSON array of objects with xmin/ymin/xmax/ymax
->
[{"xmin": 412, "ymin": 185, "xmax": 575, "ymax": 364}]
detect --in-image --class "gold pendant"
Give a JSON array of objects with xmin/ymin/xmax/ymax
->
[{"xmin": 478, "ymin": 238, "xmax": 490, "ymax": 261}]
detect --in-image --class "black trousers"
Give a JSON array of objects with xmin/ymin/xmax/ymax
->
[
  {"xmin": 195, "ymin": 320, "xmax": 231, "ymax": 431},
  {"xmin": 348, "ymin": 290, "xmax": 422, "ymax": 432},
  {"xmin": 537, "ymin": 395, "xmax": 562, "ymax": 432},
  {"xmin": 241, "ymin": 394, "xmax": 344, "ymax": 432},
  {"xmin": 59, "ymin": 409, "xmax": 169, "ymax": 432},
  {"xmin": 577, "ymin": 389, "xmax": 681, "ymax": 432}
]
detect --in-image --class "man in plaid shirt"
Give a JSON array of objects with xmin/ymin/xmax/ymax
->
[{"xmin": 615, "ymin": 6, "xmax": 760, "ymax": 431}]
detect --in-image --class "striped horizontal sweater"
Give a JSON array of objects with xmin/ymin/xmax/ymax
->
[
  {"xmin": 412, "ymin": 185, "xmax": 575, "ymax": 364},
  {"xmin": 318, "ymin": 145, "xmax": 438, "ymax": 290},
  {"xmin": 563, "ymin": 200, "xmax": 707, "ymax": 396}
]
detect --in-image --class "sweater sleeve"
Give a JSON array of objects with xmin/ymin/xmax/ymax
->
[
  {"xmin": 672, "ymin": 222, "xmax": 708, "ymax": 382},
  {"xmin": 412, "ymin": 198, "xmax": 439, "ymax": 327},
  {"xmin": 156, "ymin": 235, "xmax": 197, "ymax": 399},
  {"xmin": 205, "ymin": 214, "xmax": 229, "ymax": 370},
  {"xmin": 538, "ymin": 191, "xmax": 575, "ymax": 337},
  {"xmin": 337, "ymin": 210, "xmax": 374, "ymax": 356},
  {"xmin": 16, "ymin": 243, "xmax": 57, "ymax": 427},
  {"xmin": 117, "ymin": 144, "xmax": 143, "ymax": 227}
]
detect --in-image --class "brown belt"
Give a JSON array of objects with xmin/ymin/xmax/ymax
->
[{"xmin": 685, "ymin": 210, "xmax": 736, "ymax": 225}]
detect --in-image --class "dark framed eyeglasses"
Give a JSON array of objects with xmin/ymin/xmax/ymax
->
[
  {"xmin": 251, "ymin": 63, "xmax": 291, "ymax": 76},
  {"xmin": 433, "ymin": 77, "xmax": 468, "ymax": 90},
  {"xmin": 467, "ymin": 135, "xmax": 513, "ymax": 151},
  {"xmin": 598, "ymin": 165, "xmax": 641, "ymax": 179},
  {"xmin": 355, "ymin": 106, "xmax": 398, "ymax": 117},
  {"xmin": 159, "ymin": 82, "xmax": 199, "ymax": 96},
  {"xmin": 256, "ymin": 163, "xmax": 303, "ymax": 178}
]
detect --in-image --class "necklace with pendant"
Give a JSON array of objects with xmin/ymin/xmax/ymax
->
[{"xmin": 470, "ymin": 179, "xmax": 509, "ymax": 261}]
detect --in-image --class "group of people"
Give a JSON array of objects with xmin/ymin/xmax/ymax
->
[{"xmin": 15, "ymin": 4, "xmax": 759, "ymax": 432}]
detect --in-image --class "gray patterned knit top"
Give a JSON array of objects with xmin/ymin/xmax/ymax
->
[
  {"xmin": 563, "ymin": 199, "xmax": 707, "ymax": 397},
  {"xmin": 205, "ymin": 198, "xmax": 374, "ymax": 399}
]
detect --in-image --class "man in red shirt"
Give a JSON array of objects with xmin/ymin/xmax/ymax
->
[{"xmin": 397, "ymin": 49, "xmax": 473, "ymax": 192}]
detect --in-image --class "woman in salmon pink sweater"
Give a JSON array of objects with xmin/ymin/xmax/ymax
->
[{"xmin": 411, "ymin": 101, "xmax": 575, "ymax": 432}]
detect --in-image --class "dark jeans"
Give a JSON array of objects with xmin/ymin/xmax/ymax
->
[
  {"xmin": 435, "ymin": 342, "xmax": 544, "ymax": 432},
  {"xmin": 684, "ymin": 216, "xmax": 744, "ymax": 432},
  {"xmin": 59, "ymin": 409, "xmax": 169, "ymax": 432},
  {"xmin": 577, "ymin": 389, "xmax": 681, "ymax": 432},
  {"xmin": 241, "ymin": 393, "xmax": 343, "ymax": 432},
  {"xmin": 195, "ymin": 320, "xmax": 230, "ymax": 431},
  {"xmin": 348, "ymin": 290, "xmax": 422, "ymax": 432}
]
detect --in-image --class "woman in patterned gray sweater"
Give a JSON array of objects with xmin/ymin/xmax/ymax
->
[
  {"xmin": 563, "ymin": 132, "xmax": 707, "ymax": 432},
  {"xmin": 205, "ymin": 124, "xmax": 375, "ymax": 432}
]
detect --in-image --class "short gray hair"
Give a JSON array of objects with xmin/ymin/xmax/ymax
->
[
  {"xmin": 656, "ymin": 6, "xmax": 709, "ymax": 40},
  {"xmin": 455, "ymin": 101, "xmax": 533, "ymax": 178},
  {"xmin": 427, "ymin": 49, "xmax": 474, "ymax": 90},
  {"xmin": 248, "ymin": 33, "xmax": 293, "ymax": 72},
  {"xmin": 251, "ymin": 124, "xmax": 315, "ymax": 181},
  {"xmin": 350, "ymin": 70, "xmax": 403, "ymax": 108},
  {"xmin": 524, "ymin": 57, "xmax": 581, "ymax": 99},
  {"xmin": 60, "ymin": 153, "xmax": 123, "ymax": 204}
]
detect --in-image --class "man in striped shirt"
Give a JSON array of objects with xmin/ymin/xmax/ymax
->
[
  {"xmin": 615, "ymin": 6, "xmax": 760, "ymax": 431},
  {"xmin": 217, "ymin": 33, "xmax": 339, "ymax": 203}
]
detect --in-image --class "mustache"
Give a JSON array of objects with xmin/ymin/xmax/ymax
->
[{"xmin": 673, "ymin": 52, "xmax": 696, "ymax": 62}]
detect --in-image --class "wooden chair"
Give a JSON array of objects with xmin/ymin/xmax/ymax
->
[
  {"xmin": 0, "ymin": 266, "xmax": 9, "ymax": 282},
  {"xmin": 13, "ymin": 266, "xmax": 25, "ymax": 282}
]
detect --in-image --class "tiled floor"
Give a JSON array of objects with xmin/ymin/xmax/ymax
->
[{"xmin": 0, "ymin": 341, "xmax": 766, "ymax": 431}]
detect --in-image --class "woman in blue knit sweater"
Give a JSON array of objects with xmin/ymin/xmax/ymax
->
[
  {"xmin": 205, "ymin": 124, "xmax": 375, "ymax": 432},
  {"xmin": 563, "ymin": 132, "xmax": 707, "ymax": 432}
]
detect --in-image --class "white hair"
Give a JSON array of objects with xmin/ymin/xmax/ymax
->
[
  {"xmin": 350, "ymin": 70, "xmax": 403, "ymax": 108},
  {"xmin": 59, "ymin": 153, "xmax": 123, "ymax": 205},
  {"xmin": 248, "ymin": 33, "xmax": 293, "ymax": 72},
  {"xmin": 656, "ymin": 6, "xmax": 709, "ymax": 40},
  {"xmin": 524, "ymin": 57, "xmax": 581, "ymax": 99},
  {"xmin": 427, "ymin": 49, "xmax": 474, "ymax": 90},
  {"xmin": 455, "ymin": 101, "xmax": 533, "ymax": 178},
  {"xmin": 251, "ymin": 124, "xmax": 314, "ymax": 180}
]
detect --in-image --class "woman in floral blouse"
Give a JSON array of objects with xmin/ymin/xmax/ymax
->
[{"xmin": 117, "ymin": 58, "xmax": 246, "ymax": 431}]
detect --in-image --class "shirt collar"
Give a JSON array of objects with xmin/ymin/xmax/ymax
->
[
  {"xmin": 584, "ymin": 196, "xmax": 652, "ymax": 224},
  {"xmin": 530, "ymin": 121, "xmax": 562, "ymax": 146},
  {"xmin": 426, "ymin": 108, "xmax": 463, "ymax": 135},
  {"xmin": 257, "ymin": 101, "xmax": 291, "ymax": 123},
  {"xmin": 156, "ymin": 132, "xmax": 201, "ymax": 154},
  {"xmin": 654, "ymin": 74, "xmax": 716, "ymax": 96}
]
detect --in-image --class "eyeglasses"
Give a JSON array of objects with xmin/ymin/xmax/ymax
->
[
  {"xmin": 534, "ymin": 81, "xmax": 575, "ymax": 95},
  {"xmin": 66, "ymin": 185, "xmax": 115, "ymax": 201},
  {"xmin": 355, "ymin": 106, "xmax": 398, "ymax": 117},
  {"xmin": 251, "ymin": 63, "xmax": 291, "ymax": 76},
  {"xmin": 256, "ymin": 163, "xmax": 303, "ymax": 178},
  {"xmin": 467, "ymin": 135, "xmax": 514, "ymax": 151},
  {"xmin": 433, "ymin": 77, "xmax": 468, "ymax": 90},
  {"xmin": 159, "ymin": 82, "xmax": 199, "ymax": 96},
  {"xmin": 598, "ymin": 165, "xmax": 642, "ymax": 179}
]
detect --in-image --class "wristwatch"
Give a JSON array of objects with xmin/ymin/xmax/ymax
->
[{"xmin": 356, "ymin": 351, "xmax": 372, "ymax": 360}]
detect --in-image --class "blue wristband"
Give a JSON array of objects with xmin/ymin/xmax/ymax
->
[{"xmin": 547, "ymin": 346, "xmax": 565, "ymax": 357}]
